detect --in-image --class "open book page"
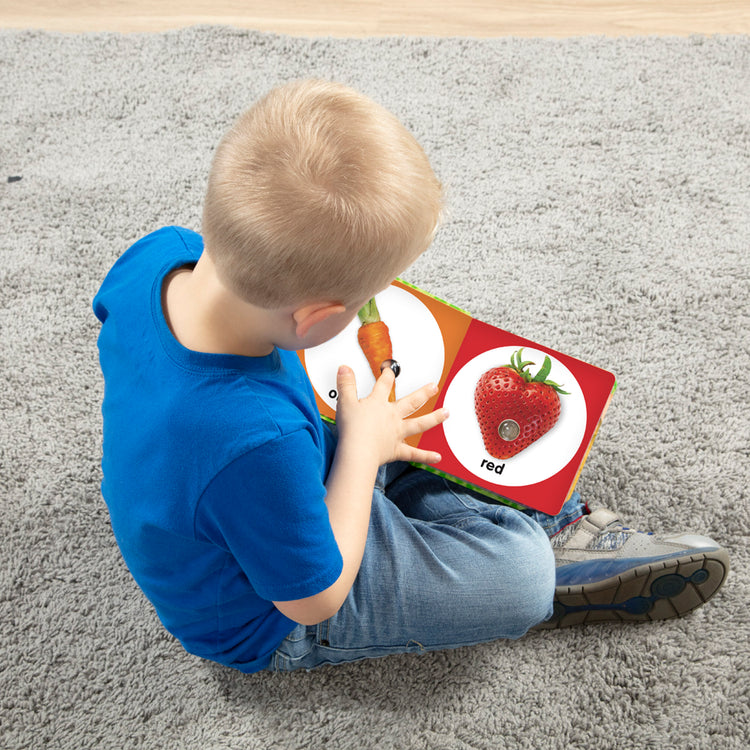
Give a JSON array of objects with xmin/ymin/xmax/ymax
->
[{"xmin": 298, "ymin": 280, "xmax": 616, "ymax": 514}]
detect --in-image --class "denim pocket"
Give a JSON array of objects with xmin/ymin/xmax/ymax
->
[{"xmin": 268, "ymin": 623, "xmax": 317, "ymax": 672}]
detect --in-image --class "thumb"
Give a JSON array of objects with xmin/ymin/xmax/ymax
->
[{"xmin": 336, "ymin": 365, "xmax": 358, "ymax": 404}]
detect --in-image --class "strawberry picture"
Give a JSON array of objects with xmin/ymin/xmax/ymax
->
[{"xmin": 474, "ymin": 348, "xmax": 569, "ymax": 459}]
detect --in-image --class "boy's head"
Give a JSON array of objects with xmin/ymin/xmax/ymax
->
[{"xmin": 202, "ymin": 79, "xmax": 443, "ymax": 310}]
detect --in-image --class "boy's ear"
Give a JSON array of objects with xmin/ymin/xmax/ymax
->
[{"xmin": 293, "ymin": 302, "xmax": 347, "ymax": 339}]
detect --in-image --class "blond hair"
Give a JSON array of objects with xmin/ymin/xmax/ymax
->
[{"xmin": 202, "ymin": 79, "xmax": 443, "ymax": 308}]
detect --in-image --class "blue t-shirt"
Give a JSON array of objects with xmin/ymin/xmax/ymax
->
[{"xmin": 93, "ymin": 226, "xmax": 342, "ymax": 672}]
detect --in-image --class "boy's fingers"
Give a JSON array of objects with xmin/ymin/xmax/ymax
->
[
  {"xmin": 336, "ymin": 366, "xmax": 358, "ymax": 404},
  {"xmin": 403, "ymin": 408, "xmax": 449, "ymax": 438},
  {"xmin": 398, "ymin": 382, "xmax": 439, "ymax": 417},
  {"xmin": 399, "ymin": 445, "xmax": 442, "ymax": 465},
  {"xmin": 372, "ymin": 364, "xmax": 396, "ymax": 398}
]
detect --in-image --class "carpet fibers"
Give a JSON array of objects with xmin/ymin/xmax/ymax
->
[{"xmin": 1, "ymin": 27, "xmax": 748, "ymax": 749}]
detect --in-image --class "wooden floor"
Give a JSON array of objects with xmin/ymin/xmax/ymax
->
[{"xmin": 2, "ymin": 1, "xmax": 749, "ymax": 37}]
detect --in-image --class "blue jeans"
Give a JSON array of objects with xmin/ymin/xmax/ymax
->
[{"xmin": 266, "ymin": 463, "xmax": 586, "ymax": 672}]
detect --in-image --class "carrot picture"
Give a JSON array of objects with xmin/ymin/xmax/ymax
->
[{"xmin": 357, "ymin": 298, "xmax": 397, "ymax": 401}]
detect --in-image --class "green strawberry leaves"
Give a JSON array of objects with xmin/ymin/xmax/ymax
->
[
  {"xmin": 509, "ymin": 349, "xmax": 535, "ymax": 373},
  {"xmin": 505, "ymin": 348, "xmax": 570, "ymax": 395},
  {"xmin": 532, "ymin": 354, "xmax": 552, "ymax": 383}
]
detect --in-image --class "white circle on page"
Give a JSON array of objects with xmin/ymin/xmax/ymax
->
[
  {"xmin": 441, "ymin": 347, "xmax": 587, "ymax": 487},
  {"xmin": 304, "ymin": 286, "xmax": 446, "ymax": 410}
]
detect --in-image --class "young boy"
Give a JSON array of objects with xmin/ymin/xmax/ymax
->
[{"xmin": 93, "ymin": 79, "xmax": 729, "ymax": 673}]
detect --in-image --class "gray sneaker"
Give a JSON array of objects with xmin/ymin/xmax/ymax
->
[{"xmin": 537, "ymin": 508, "xmax": 730, "ymax": 628}]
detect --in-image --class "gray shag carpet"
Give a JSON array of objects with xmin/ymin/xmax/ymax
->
[{"xmin": 1, "ymin": 27, "xmax": 748, "ymax": 750}]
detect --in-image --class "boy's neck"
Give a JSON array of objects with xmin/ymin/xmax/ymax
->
[{"xmin": 162, "ymin": 255, "xmax": 282, "ymax": 358}]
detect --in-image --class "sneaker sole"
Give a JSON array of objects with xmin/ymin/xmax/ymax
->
[{"xmin": 536, "ymin": 548, "xmax": 730, "ymax": 629}]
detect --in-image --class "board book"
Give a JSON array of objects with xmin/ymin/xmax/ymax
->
[{"xmin": 298, "ymin": 280, "xmax": 617, "ymax": 515}]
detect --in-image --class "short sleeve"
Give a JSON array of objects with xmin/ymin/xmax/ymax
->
[{"xmin": 196, "ymin": 430, "xmax": 343, "ymax": 602}]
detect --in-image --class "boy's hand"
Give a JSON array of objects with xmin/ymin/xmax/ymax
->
[{"xmin": 335, "ymin": 365, "xmax": 448, "ymax": 467}]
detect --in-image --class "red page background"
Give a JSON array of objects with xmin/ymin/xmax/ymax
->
[{"xmin": 417, "ymin": 319, "xmax": 616, "ymax": 514}]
